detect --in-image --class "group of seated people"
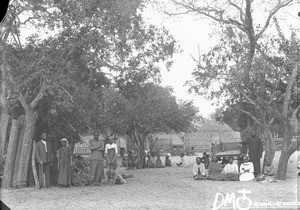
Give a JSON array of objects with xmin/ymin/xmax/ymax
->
[
  {"xmin": 192, "ymin": 154, "xmax": 276, "ymax": 182},
  {"xmin": 121, "ymin": 151, "xmax": 172, "ymax": 169},
  {"xmin": 121, "ymin": 150, "xmax": 276, "ymax": 182},
  {"xmin": 121, "ymin": 151, "xmax": 138, "ymax": 169},
  {"xmin": 145, "ymin": 153, "xmax": 172, "ymax": 168}
]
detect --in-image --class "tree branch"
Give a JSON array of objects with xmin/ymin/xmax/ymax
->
[
  {"xmin": 237, "ymin": 89, "xmax": 256, "ymax": 105},
  {"xmin": 19, "ymin": 92, "xmax": 29, "ymax": 111},
  {"xmin": 282, "ymin": 65, "xmax": 298, "ymax": 117},
  {"xmin": 228, "ymin": 0, "xmax": 245, "ymax": 24},
  {"xmin": 170, "ymin": 0, "xmax": 250, "ymax": 38},
  {"xmin": 255, "ymin": 0, "xmax": 293, "ymax": 40},
  {"xmin": 235, "ymin": 106, "xmax": 263, "ymax": 126},
  {"xmin": 57, "ymin": 85, "xmax": 89, "ymax": 115},
  {"xmin": 291, "ymin": 104, "xmax": 300, "ymax": 123},
  {"xmin": 29, "ymin": 80, "xmax": 47, "ymax": 108}
]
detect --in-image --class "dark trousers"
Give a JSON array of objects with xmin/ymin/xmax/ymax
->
[
  {"xmin": 90, "ymin": 160, "xmax": 104, "ymax": 184},
  {"xmin": 38, "ymin": 162, "xmax": 51, "ymax": 188},
  {"xmin": 251, "ymin": 158, "xmax": 261, "ymax": 176}
]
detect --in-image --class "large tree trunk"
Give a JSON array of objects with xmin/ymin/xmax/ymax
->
[
  {"xmin": 277, "ymin": 141, "xmax": 293, "ymax": 180},
  {"xmin": 15, "ymin": 109, "xmax": 38, "ymax": 188},
  {"xmin": 277, "ymin": 121, "xmax": 298, "ymax": 180},
  {"xmin": 132, "ymin": 132, "xmax": 146, "ymax": 169},
  {"xmin": 31, "ymin": 141, "xmax": 39, "ymax": 188},
  {"xmin": 262, "ymin": 126, "xmax": 275, "ymax": 169},
  {"xmin": 0, "ymin": 110, "xmax": 9, "ymax": 172},
  {"xmin": 0, "ymin": 62, "xmax": 9, "ymax": 173},
  {"xmin": 1, "ymin": 118, "xmax": 22, "ymax": 188},
  {"xmin": 12, "ymin": 116, "xmax": 25, "ymax": 188},
  {"xmin": 137, "ymin": 134, "xmax": 145, "ymax": 169}
]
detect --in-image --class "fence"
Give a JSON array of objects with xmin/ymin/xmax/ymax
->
[
  {"xmin": 73, "ymin": 144, "xmax": 91, "ymax": 155},
  {"xmin": 184, "ymin": 140, "xmax": 212, "ymax": 152}
]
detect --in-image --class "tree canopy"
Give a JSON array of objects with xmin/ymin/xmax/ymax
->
[{"xmin": 0, "ymin": 0, "xmax": 200, "ymax": 187}]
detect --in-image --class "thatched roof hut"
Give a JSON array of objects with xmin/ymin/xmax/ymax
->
[
  {"xmin": 183, "ymin": 120, "xmax": 241, "ymax": 152},
  {"xmin": 152, "ymin": 133, "xmax": 183, "ymax": 151}
]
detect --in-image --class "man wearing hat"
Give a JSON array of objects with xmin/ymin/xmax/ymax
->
[{"xmin": 35, "ymin": 132, "xmax": 53, "ymax": 188}]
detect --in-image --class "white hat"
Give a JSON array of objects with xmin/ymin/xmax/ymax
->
[{"xmin": 61, "ymin": 138, "xmax": 68, "ymax": 143}]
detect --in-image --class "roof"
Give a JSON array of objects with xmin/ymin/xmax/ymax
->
[
  {"xmin": 153, "ymin": 133, "xmax": 184, "ymax": 145},
  {"xmin": 198, "ymin": 120, "xmax": 235, "ymax": 132},
  {"xmin": 183, "ymin": 120, "xmax": 241, "ymax": 143}
]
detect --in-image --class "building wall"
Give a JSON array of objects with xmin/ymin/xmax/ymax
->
[{"xmin": 184, "ymin": 131, "xmax": 241, "ymax": 152}]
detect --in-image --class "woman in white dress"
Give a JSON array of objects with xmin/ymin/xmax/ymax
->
[{"xmin": 239, "ymin": 156, "xmax": 254, "ymax": 181}]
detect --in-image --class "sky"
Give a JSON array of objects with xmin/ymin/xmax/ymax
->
[
  {"xmin": 141, "ymin": 2, "xmax": 300, "ymax": 118},
  {"xmin": 142, "ymin": 7, "xmax": 219, "ymax": 118}
]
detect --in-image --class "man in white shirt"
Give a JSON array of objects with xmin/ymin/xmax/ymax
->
[
  {"xmin": 223, "ymin": 156, "xmax": 239, "ymax": 181},
  {"xmin": 35, "ymin": 132, "xmax": 53, "ymax": 188},
  {"xmin": 193, "ymin": 157, "xmax": 206, "ymax": 180}
]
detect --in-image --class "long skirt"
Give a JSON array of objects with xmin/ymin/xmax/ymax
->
[
  {"xmin": 207, "ymin": 173, "xmax": 225, "ymax": 181},
  {"xmin": 223, "ymin": 173, "xmax": 239, "ymax": 181},
  {"xmin": 239, "ymin": 172, "xmax": 254, "ymax": 181},
  {"xmin": 58, "ymin": 163, "xmax": 71, "ymax": 185}
]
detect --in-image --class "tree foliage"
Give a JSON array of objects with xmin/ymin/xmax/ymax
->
[{"xmin": 0, "ymin": 0, "xmax": 199, "ymax": 187}]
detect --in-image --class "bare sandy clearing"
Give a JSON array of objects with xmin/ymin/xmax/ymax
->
[{"xmin": 1, "ymin": 151, "xmax": 299, "ymax": 210}]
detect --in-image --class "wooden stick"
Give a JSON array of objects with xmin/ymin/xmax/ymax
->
[{"xmin": 115, "ymin": 171, "xmax": 126, "ymax": 183}]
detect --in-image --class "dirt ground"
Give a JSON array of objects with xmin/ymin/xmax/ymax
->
[{"xmin": 1, "ymin": 151, "xmax": 299, "ymax": 210}]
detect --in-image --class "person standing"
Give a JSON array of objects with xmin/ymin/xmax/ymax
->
[
  {"xmin": 243, "ymin": 129, "xmax": 263, "ymax": 177},
  {"xmin": 57, "ymin": 138, "xmax": 72, "ymax": 187},
  {"xmin": 89, "ymin": 131, "xmax": 105, "ymax": 186},
  {"xmin": 105, "ymin": 137, "xmax": 118, "ymax": 185},
  {"xmin": 35, "ymin": 132, "xmax": 53, "ymax": 188}
]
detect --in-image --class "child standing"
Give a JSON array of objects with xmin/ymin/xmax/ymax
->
[{"xmin": 105, "ymin": 137, "xmax": 118, "ymax": 185}]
